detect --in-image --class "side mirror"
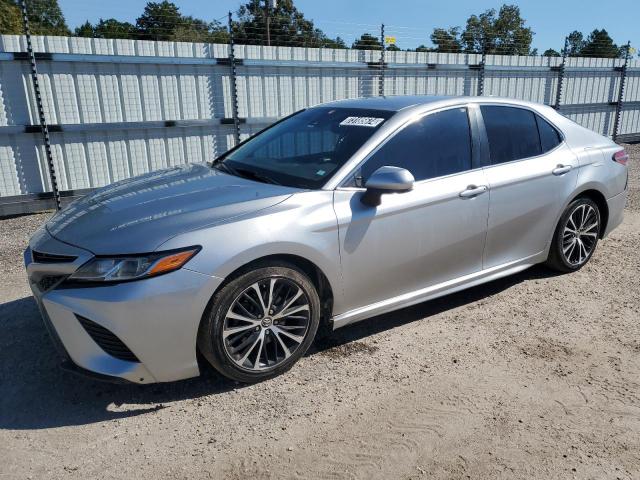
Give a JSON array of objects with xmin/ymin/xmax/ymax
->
[{"xmin": 361, "ymin": 166, "xmax": 414, "ymax": 207}]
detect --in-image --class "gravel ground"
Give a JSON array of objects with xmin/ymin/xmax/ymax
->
[{"xmin": 1, "ymin": 144, "xmax": 639, "ymax": 480}]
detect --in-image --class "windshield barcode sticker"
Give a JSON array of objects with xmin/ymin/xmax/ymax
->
[{"xmin": 339, "ymin": 116, "xmax": 385, "ymax": 127}]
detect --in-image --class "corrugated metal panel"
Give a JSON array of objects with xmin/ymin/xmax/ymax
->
[{"xmin": 0, "ymin": 35, "xmax": 638, "ymax": 200}]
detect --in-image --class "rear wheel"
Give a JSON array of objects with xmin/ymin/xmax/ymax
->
[
  {"xmin": 198, "ymin": 262, "xmax": 320, "ymax": 383},
  {"xmin": 546, "ymin": 197, "xmax": 601, "ymax": 272}
]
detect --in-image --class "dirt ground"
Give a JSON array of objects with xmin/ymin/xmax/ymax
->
[{"xmin": 1, "ymin": 145, "xmax": 639, "ymax": 480}]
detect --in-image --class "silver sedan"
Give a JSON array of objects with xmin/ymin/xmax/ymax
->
[{"xmin": 25, "ymin": 96, "xmax": 629, "ymax": 383}]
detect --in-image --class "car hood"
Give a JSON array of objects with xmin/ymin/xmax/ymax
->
[{"xmin": 46, "ymin": 163, "xmax": 298, "ymax": 254}]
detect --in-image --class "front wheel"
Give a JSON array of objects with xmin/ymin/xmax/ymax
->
[
  {"xmin": 546, "ymin": 197, "xmax": 601, "ymax": 272},
  {"xmin": 198, "ymin": 262, "xmax": 320, "ymax": 383}
]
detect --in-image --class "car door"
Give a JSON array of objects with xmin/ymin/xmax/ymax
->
[
  {"xmin": 479, "ymin": 105, "xmax": 579, "ymax": 269},
  {"xmin": 332, "ymin": 106, "xmax": 490, "ymax": 317}
]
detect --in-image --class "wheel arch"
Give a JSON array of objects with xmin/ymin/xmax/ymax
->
[
  {"xmin": 569, "ymin": 188, "xmax": 609, "ymax": 238},
  {"xmin": 201, "ymin": 253, "xmax": 336, "ymax": 332}
]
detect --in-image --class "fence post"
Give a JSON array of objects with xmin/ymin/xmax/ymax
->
[
  {"xmin": 19, "ymin": 0, "xmax": 61, "ymax": 210},
  {"xmin": 612, "ymin": 41, "xmax": 631, "ymax": 142},
  {"xmin": 477, "ymin": 40, "xmax": 486, "ymax": 96},
  {"xmin": 228, "ymin": 11, "xmax": 241, "ymax": 146},
  {"xmin": 554, "ymin": 37, "xmax": 569, "ymax": 110},
  {"xmin": 379, "ymin": 23, "xmax": 385, "ymax": 97}
]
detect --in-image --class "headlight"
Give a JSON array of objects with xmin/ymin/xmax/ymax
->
[{"xmin": 69, "ymin": 247, "xmax": 200, "ymax": 283}]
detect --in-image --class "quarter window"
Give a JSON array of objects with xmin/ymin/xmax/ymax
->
[
  {"xmin": 360, "ymin": 107, "xmax": 472, "ymax": 182},
  {"xmin": 480, "ymin": 106, "xmax": 542, "ymax": 164},
  {"xmin": 536, "ymin": 114, "xmax": 562, "ymax": 153}
]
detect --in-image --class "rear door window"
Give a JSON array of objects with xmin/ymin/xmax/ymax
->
[{"xmin": 480, "ymin": 106, "xmax": 542, "ymax": 164}]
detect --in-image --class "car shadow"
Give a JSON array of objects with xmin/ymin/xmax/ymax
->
[
  {"xmin": 310, "ymin": 264, "xmax": 562, "ymax": 354},
  {"xmin": 0, "ymin": 265, "xmax": 561, "ymax": 430}
]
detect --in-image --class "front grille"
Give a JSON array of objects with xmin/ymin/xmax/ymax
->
[
  {"xmin": 76, "ymin": 315, "xmax": 140, "ymax": 362},
  {"xmin": 37, "ymin": 275, "xmax": 66, "ymax": 292},
  {"xmin": 32, "ymin": 250, "xmax": 77, "ymax": 263}
]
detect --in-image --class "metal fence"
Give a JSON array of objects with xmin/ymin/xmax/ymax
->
[{"xmin": 0, "ymin": 31, "xmax": 639, "ymax": 215}]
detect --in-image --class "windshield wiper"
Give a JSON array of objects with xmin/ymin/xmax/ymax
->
[
  {"xmin": 213, "ymin": 162, "xmax": 238, "ymax": 176},
  {"xmin": 232, "ymin": 167, "xmax": 282, "ymax": 185},
  {"xmin": 214, "ymin": 162, "xmax": 281, "ymax": 185}
]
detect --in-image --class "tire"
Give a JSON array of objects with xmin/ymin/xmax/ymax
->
[
  {"xmin": 197, "ymin": 262, "xmax": 320, "ymax": 383},
  {"xmin": 546, "ymin": 197, "xmax": 601, "ymax": 273}
]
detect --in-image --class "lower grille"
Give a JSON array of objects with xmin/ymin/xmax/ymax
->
[
  {"xmin": 76, "ymin": 315, "xmax": 139, "ymax": 362},
  {"xmin": 37, "ymin": 275, "xmax": 66, "ymax": 292}
]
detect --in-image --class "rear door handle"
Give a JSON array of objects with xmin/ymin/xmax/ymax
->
[
  {"xmin": 459, "ymin": 185, "xmax": 488, "ymax": 198},
  {"xmin": 552, "ymin": 164, "xmax": 572, "ymax": 176}
]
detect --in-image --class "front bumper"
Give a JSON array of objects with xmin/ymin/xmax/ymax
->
[{"xmin": 26, "ymin": 229, "xmax": 223, "ymax": 384}]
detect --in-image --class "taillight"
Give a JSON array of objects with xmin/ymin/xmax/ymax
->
[{"xmin": 613, "ymin": 149, "xmax": 629, "ymax": 166}]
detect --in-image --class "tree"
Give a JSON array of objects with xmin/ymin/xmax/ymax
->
[
  {"xmin": 75, "ymin": 19, "xmax": 137, "ymax": 39},
  {"xmin": 0, "ymin": 0, "xmax": 22, "ymax": 34},
  {"xmin": 580, "ymin": 29, "xmax": 621, "ymax": 58},
  {"xmin": 321, "ymin": 36, "xmax": 346, "ymax": 49},
  {"xmin": 430, "ymin": 27, "xmax": 462, "ymax": 53},
  {"xmin": 352, "ymin": 33, "xmax": 381, "ymax": 50},
  {"xmin": 543, "ymin": 48, "xmax": 560, "ymax": 57},
  {"xmin": 74, "ymin": 2, "xmax": 228, "ymax": 43},
  {"xmin": 566, "ymin": 30, "xmax": 584, "ymax": 56},
  {"xmin": 171, "ymin": 17, "xmax": 229, "ymax": 43},
  {"xmin": 136, "ymin": 1, "xmax": 181, "ymax": 41},
  {"xmin": 234, "ymin": 0, "xmax": 342, "ymax": 48},
  {"xmin": 23, "ymin": 0, "xmax": 70, "ymax": 36},
  {"xmin": 460, "ymin": 4, "xmax": 533, "ymax": 55},
  {"xmin": 74, "ymin": 21, "xmax": 94, "ymax": 37},
  {"xmin": 564, "ymin": 29, "xmax": 626, "ymax": 58}
]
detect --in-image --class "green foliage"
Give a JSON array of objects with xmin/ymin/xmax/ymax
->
[
  {"xmin": 461, "ymin": 4, "xmax": 533, "ymax": 55},
  {"xmin": 0, "ymin": 0, "xmax": 22, "ymax": 34},
  {"xmin": 566, "ymin": 30, "xmax": 584, "ymax": 56},
  {"xmin": 73, "ymin": 1, "xmax": 229, "ymax": 44},
  {"xmin": 24, "ymin": 0, "xmax": 70, "ymax": 36},
  {"xmin": 0, "ymin": 0, "xmax": 72, "ymax": 36},
  {"xmin": 352, "ymin": 33, "xmax": 381, "ymax": 50},
  {"xmin": 543, "ymin": 48, "xmax": 560, "ymax": 57},
  {"xmin": 75, "ymin": 19, "xmax": 136, "ymax": 39},
  {"xmin": 170, "ymin": 17, "xmax": 229, "ymax": 43},
  {"xmin": 565, "ymin": 29, "xmax": 627, "ymax": 58},
  {"xmin": 233, "ymin": 0, "xmax": 343, "ymax": 48},
  {"xmin": 429, "ymin": 4, "xmax": 533, "ymax": 55},
  {"xmin": 431, "ymin": 27, "xmax": 462, "ymax": 53},
  {"xmin": 74, "ymin": 21, "xmax": 94, "ymax": 38},
  {"xmin": 136, "ymin": 1, "xmax": 181, "ymax": 41},
  {"xmin": 580, "ymin": 29, "xmax": 623, "ymax": 58},
  {"xmin": 321, "ymin": 36, "xmax": 346, "ymax": 49}
]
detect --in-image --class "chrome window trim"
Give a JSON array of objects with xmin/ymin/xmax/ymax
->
[
  {"xmin": 335, "ymin": 103, "xmax": 474, "ymax": 188},
  {"xmin": 322, "ymin": 99, "xmax": 567, "ymax": 190},
  {"xmin": 475, "ymin": 102, "xmax": 567, "ymax": 168}
]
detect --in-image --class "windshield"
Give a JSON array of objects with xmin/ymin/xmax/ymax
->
[{"xmin": 215, "ymin": 107, "xmax": 394, "ymax": 189}]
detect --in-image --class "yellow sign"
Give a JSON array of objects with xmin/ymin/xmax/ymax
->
[{"xmin": 385, "ymin": 36, "xmax": 396, "ymax": 45}]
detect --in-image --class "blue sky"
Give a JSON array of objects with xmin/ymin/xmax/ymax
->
[{"xmin": 58, "ymin": 0, "xmax": 639, "ymax": 53}]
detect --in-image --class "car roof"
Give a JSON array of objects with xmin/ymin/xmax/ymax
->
[
  {"xmin": 315, "ymin": 95, "xmax": 547, "ymax": 114},
  {"xmin": 317, "ymin": 95, "xmax": 453, "ymax": 111}
]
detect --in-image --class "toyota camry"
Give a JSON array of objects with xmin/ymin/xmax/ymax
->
[{"xmin": 25, "ymin": 96, "xmax": 629, "ymax": 383}]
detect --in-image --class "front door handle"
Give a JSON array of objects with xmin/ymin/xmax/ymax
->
[
  {"xmin": 459, "ymin": 185, "xmax": 488, "ymax": 198},
  {"xmin": 552, "ymin": 164, "xmax": 572, "ymax": 176}
]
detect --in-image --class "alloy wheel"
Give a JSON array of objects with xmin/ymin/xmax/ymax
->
[
  {"xmin": 222, "ymin": 277, "xmax": 311, "ymax": 371},
  {"xmin": 561, "ymin": 203, "xmax": 599, "ymax": 266}
]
